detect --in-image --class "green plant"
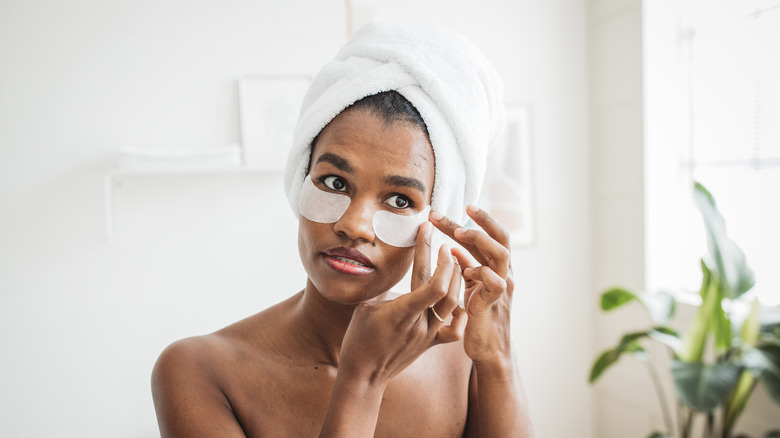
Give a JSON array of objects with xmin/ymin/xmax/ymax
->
[{"xmin": 589, "ymin": 183, "xmax": 780, "ymax": 438}]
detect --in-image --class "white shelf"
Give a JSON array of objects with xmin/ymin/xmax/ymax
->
[{"xmin": 103, "ymin": 165, "xmax": 284, "ymax": 243}]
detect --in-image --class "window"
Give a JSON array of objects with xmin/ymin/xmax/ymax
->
[{"xmin": 645, "ymin": 0, "xmax": 780, "ymax": 306}]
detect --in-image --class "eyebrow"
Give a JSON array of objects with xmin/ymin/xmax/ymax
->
[
  {"xmin": 315, "ymin": 152, "xmax": 427, "ymax": 194},
  {"xmin": 315, "ymin": 153, "xmax": 355, "ymax": 174},
  {"xmin": 384, "ymin": 175, "xmax": 427, "ymax": 195}
]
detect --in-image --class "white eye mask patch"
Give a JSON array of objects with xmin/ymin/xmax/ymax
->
[
  {"xmin": 298, "ymin": 175, "xmax": 351, "ymax": 223},
  {"xmin": 373, "ymin": 206, "xmax": 431, "ymax": 247},
  {"xmin": 298, "ymin": 176, "xmax": 430, "ymax": 248}
]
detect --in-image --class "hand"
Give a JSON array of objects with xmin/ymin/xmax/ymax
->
[
  {"xmin": 337, "ymin": 221, "xmax": 467, "ymax": 386},
  {"xmin": 430, "ymin": 205, "xmax": 514, "ymax": 366}
]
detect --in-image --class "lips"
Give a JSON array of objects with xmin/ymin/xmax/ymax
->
[{"xmin": 323, "ymin": 246, "xmax": 375, "ymax": 269}]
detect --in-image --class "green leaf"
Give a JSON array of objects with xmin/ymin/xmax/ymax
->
[
  {"xmin": 742, "ymin": 298, "xmax": 761, "ymax": 347},
  {"xmin": 601, "ymin": 287, "xmax": 636, "ymax": 310},
  {"xmin": 601, "ymin": 287, "xmax": 676, "ymax": 325},
  {"xmin": 648, "ymin": 326, "xmax": 683, "ymax": 352},
  {"xmin": 589, "ymin": 345, "xmax": 642, "ymax": 383},
  {"xmin": 724, "ymin": 370, "xmax": 757, "ymax": 432},
  {"xmin": 590, "ymin": 333, "xmax": 648, "ymax": 383},
  {"xmin": 760, "ymin": 321, "xmax": 780, "ymax": 344},
  {"xmin": 590, "ymin": 349, "xmax": 619, "ymax": 383},
  {"xmin": 749, "ymin": 345, "xmax": 780, "ymax": 405},
  {"xmin": 671, "ymin": 359, "xmax": 742, "ymax": 411},
  {"xmin": 589, "ymin": 342, "xmax": 644, "ymax": 383},
  {"xmin": 590, "ymin": 329, "xmax": 681, "ymax": 383},
  {"xmin": 712, "ymin": 284, "xmax": 733, "ymax": 353},
  {"xmin": 693, "ymin": 182, "xmax": 755, "ymax": 299},
  {"xmin": 679, "ymin": 261, "xmax": 716, "ymax": 362}
]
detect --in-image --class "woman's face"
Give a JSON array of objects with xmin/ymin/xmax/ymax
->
[{"xmin": 298, "ymin": 108, "xmax": 435, "ymax": 305}]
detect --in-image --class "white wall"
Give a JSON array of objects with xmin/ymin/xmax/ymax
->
[
  {"xmin": 0, "ymin": 1, "xmax": 593, "ymax": 437},
  {"xmin": 588, "ymin": 0, "xmax": 653, "ymax": 435}
]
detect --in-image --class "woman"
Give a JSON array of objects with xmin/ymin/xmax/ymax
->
[{"xmin": 152, "ymin": 22, "xmax": 535, "ymax": 437}]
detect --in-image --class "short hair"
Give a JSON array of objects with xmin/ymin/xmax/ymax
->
[
  {"xmin": 307, "ymin": 90, "xmax": 430, "ymax": 173},
  {"xmin": 347, "ymin": 90, "xmax": 429, "ymax": 135}
]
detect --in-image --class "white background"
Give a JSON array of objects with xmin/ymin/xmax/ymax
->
[{"xmin": 2, "ymin": 0, "xmax": 594, "ymax": 436}]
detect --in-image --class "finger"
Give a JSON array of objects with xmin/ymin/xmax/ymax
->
[
  {"xmin": 403, "ymin": 244, "xmax": 455, "ymax": 313},
  {"xmin": 410, "ymin": 221, "xmax": 433, "ymax": 291},
  {"xmin": 430, "ymin": 254, "xmax": 461, "ymax": 323},
  {"xmin": 463, "ymin": 266, "xmax": 507, "ymax": 308},
  {"xmin": 465, "ymin": 204, "xmax": 511, "ymax": 249},
  {"xmin": 450, "ymin": 246, "xmax": 479, "ymax": 307},
  {"xmin": 435, "ymin": 306, "xmax": 467, "ymax": 344},
  {"xmin": 453, "ymin": 227, "xmax": 510, "ymax": 277},
  {"xmin": 429, "ymin": 210, "xmax": 484, "ymax": 264},
  {"xmin": 450, "ymin": 246, "xmax": 477, "ymax": 285}
]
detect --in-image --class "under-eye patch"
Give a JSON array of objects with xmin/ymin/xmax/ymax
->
[
  {"xmin": 373, "ymin": 206, "xmax": 431, "ymax": 247},
  {"xmin": 297, "ymin": 175, "xmax": 429, "ymax": 248},
  {"xmin": 298, "ymin": 175, "xmax": 350, "ymax": 223}
]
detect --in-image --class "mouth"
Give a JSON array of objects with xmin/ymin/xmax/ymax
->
[{"xmin": 322, "ymin": 247, "xmax": 375, "ymax": 274}]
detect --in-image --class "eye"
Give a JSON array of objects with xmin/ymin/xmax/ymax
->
[
  {"xmin": 321, "ymin": 175, "xmax": 347, "ymax": 192},
  {"xmin": 386, "ymin": 194, "xmax": 411, "ymax": 209}
]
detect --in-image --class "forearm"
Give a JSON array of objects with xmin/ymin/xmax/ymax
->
[
  {"xmin": 474, "ymin": 357, "xmax": 535, "ymax": 438},
  {"xmin": 319, "ymin": 372, "xmax": 386, "ymax": 438}
]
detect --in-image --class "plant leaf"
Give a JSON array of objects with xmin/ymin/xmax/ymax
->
[
  {"xmin": 724, "ymin": 370, "xmax": 757, "ymax": 432},
  {"xmin": 601, "ymin": 287, "xmax": 676, "ymax": 325},
  {"xmin": 590, "ymin": 329, "xmax": 681, "ymax": 383},
  {"xmin": 760, "ymin": 321, "xmax": 780, "ymax": 344},
  {"xmin": 671, "ymin": 359, "xmax": 742, "ymax": 411},
  {"xmin": 679, "ymin": 261, "xmax": 715, "ymax": 362},
  {"xmin": 742, "ymin": 298, "xmax": 761, "ymax": 347},
  {"xmin": 648, "ymin": 326, "xmax": 683, "ymax": 352},
  {"xmin": 601, "ymin": 287, "xmax": 636, "ymax": 310},
  {"xmin": 589, "ymin": 343, "xmax": 644, "ymax": 383},
  {"xmin": 590, "ymin": 349, "xmax": 619, "ymax": 383},
  {"xmin": 712, "ymin": 283, "xmax": 733, "ymax": 354},
  {"xmin": 693, "ymin": 182, "xmax": 755, "ymax": 299},
  {"xmin": 752, "ymin": 345, "xmax": 780, "ymax": 405},
  {"xmin": 589, "ymin": 333, "xmax": 649, "ymax": 383}
]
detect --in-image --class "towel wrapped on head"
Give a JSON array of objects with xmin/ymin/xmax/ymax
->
[{"xmin": 284, "ymin": 21, "xmax": 505, "ymax": 225}]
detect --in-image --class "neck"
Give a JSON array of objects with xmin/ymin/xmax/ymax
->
[{"xmin": 291, "ymin": 279, "xmax": 389, "ymax": 367}]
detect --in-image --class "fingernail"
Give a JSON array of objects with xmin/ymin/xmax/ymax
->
[
  {"xmin": 454, "ymin": 227, "xmax": 466, "ymax": 237},
  {"xmin": 430, "ymin": 210, "xmax": 443, "ymax": 221},
  {"xmin": 464, "ymin": 267, "xmax": 473, "ymax": 274},
  {"xmin": 467, "ymin": 204, "xmax": 479, "ymax": 214}
]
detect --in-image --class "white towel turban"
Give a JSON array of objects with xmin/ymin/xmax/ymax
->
[{"xmin": 283, "ymin": 21, "xmax": 505, "ymax": 225}]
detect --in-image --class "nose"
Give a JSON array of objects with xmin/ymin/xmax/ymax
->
[{"xmin": 333, "ymin": 196, "xmax": 376, "ymax": 243}]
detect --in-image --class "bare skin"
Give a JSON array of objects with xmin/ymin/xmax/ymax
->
[{"xmin": 151, "ymin": 108, "xmax": 536, "ymax": 437}]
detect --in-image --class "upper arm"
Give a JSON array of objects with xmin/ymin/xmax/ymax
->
[{"xmin": 151, "ymin": 338, "xmax": 246, "ymax": 438}]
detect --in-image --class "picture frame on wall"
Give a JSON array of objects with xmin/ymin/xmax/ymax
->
[
  {"xmin": 238, "ymin": 75, "xmax": 310, "ymax": 170},
  {"xmin": 476, "ymin": 104, "xmax": 535, "ymax": 245}
]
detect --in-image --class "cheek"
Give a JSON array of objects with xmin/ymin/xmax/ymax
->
[
  {"xmin": 383, "ymin": 246, "xmax": 415, "ymax": 279},
  {"xmin": 297, "ymin": 219, "xmax": 323, "ymax": 267}
]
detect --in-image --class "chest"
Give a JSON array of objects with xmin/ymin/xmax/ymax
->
[{"xmin": 224, "ymin": 352, "xmax": 471, "ymax": 437}]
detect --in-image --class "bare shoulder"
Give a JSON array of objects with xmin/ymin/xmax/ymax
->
[
  {"xmin": 151, "ymin": 332, "xmax": 246, "ymax": 437},
  {"xmin": 152, "ymin": 296, "xmax": 295, "ymax": 391},
  {"xmin": 152, "ymin": 334, "xmax": 228, "ymax": 388},
  {"xmin": 151, "ymin": 297, "xmax": 298, "ymax": 437}
]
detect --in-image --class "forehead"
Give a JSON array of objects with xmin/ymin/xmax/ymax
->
[{"xmin": 310, "ymin": 108, "xmax": 435, "ymax": 181}]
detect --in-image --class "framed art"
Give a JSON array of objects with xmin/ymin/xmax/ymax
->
[
  {"xmin": 238, "ymin": 75, "xmax": 310, "ymax": 170},
  {"xmin": 476, "ymin": 104, "xmax": 535, "ymax": 245}
]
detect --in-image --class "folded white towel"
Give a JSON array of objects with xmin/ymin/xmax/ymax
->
[{"xmin": 284, "ymin": 21, "xmax": 505, "ymax": 225}]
